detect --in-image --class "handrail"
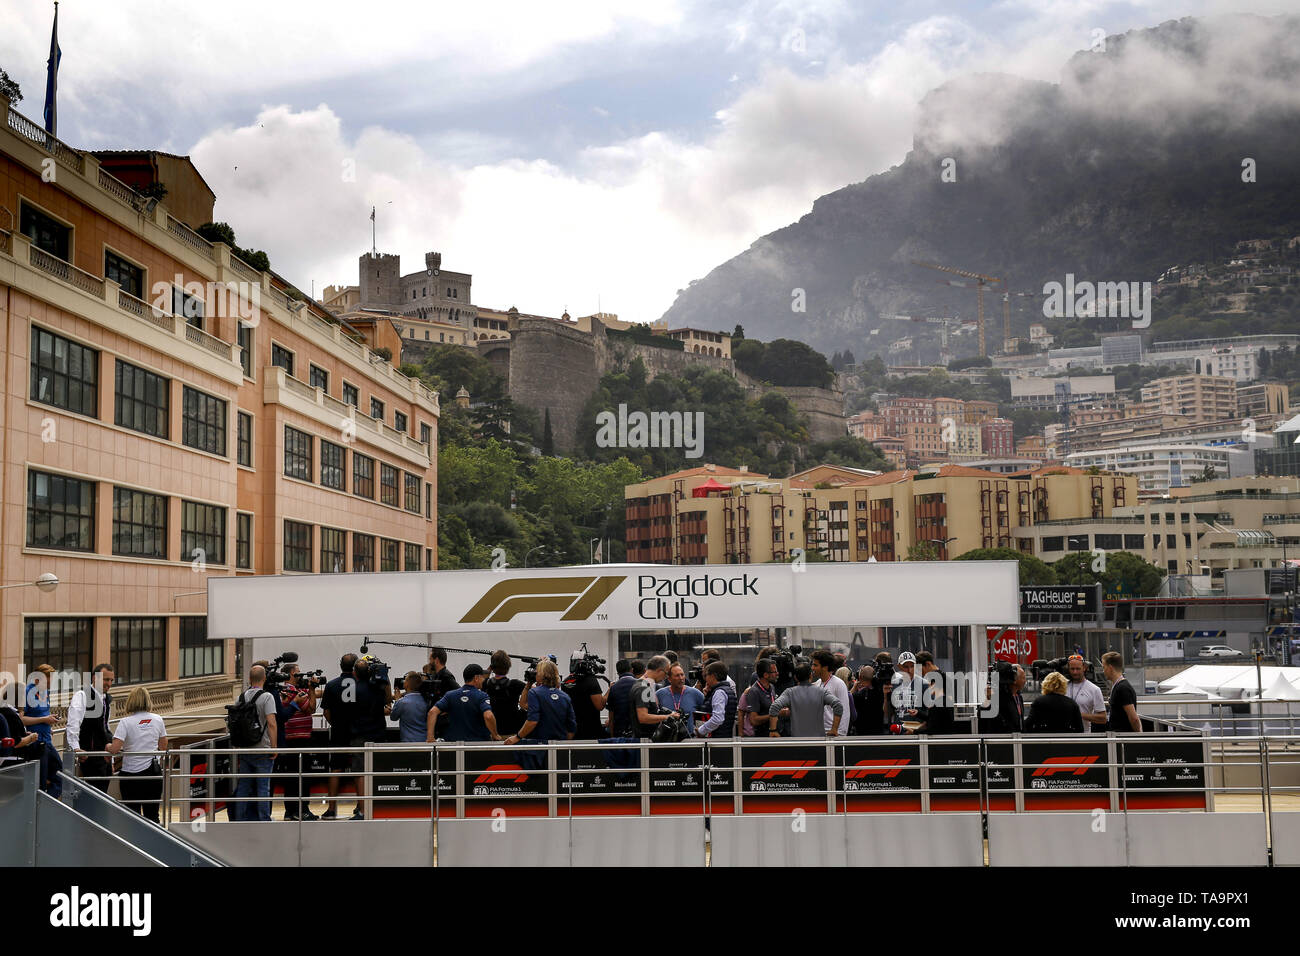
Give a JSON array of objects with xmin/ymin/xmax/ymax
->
[{"xmin": 6, "ymin": 104, "xmax": 85, "ymax": 173}]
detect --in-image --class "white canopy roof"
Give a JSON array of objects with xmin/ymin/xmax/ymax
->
[{"xmin": 1160, "ymin": 664, "xmax": 1300, "ymax": 699}]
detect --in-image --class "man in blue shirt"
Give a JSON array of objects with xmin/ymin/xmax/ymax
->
[
  {"xmin": 604, "ymin": 658, "xmax": 637, "ymax": 738},
  {"xmin": 391, "ymin": 672, "xmax": 431, "ymax": 742},
  {"xmin": 503, "ymin": 660, "xmax": 575, "ymax": 745},
  {"xmin": 656, "ymin": 664, "xmax": 705, "ymax": 735},
  {"xmin": 428, "ymin": 664, "xmax": 500, "ymax": 743},
  {"xmin": 23, "ymin": 664, "xmax": 63, "ymax": 796}
]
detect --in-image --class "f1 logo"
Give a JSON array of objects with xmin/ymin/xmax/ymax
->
[
  {"xmin": 751, "ymin": 760, "xmax": 818, "ymax": 780},
  {"xmin": 845, "ymin": 758, "xmax": 911, "ymax": 779},
  {"xmin": 1031, "ymin": 755, "xmax": 1099, "ymax": 777},
  {"xmin": 474, "ymin": 764, "xmax": 530, "ymax": 784}
]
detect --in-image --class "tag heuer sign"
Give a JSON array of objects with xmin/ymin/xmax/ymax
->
[{"xmin": 1020, "ymin": 586, "xmax": 1098, "ymax": 615}]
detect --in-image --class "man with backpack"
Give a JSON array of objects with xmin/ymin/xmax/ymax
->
[
  {"xmin": 227, "ymin": 665, "xmax": 278, "ymax": 821},
  {"xmin": 482, "ymin": 650, "xmax": 526, "ymax": 739}
]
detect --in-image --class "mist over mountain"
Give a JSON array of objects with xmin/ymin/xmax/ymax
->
[{"xmin": 659, "ymin": 14, "xmax": 1300, "ymax": 361}]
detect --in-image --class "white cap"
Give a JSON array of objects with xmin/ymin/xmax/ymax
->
[{"xmin": 898, "ymin": 651, "xmax": 917, "ymax": 666}]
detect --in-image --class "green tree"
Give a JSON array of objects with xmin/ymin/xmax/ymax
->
[
  {"xmin": 907, "ymin": 541, "xmax": 941, "ymax": 561},
  {"xmin": 954, "ymin": 546, "xmax": 1058, "ymax": 585},
  {"xmin": 0, "ymin": 68, "xmax": 22, "ymax": 104},
  {"xmin": 1053, "ymin": 551, "xmax": 1164, "ymax": 598}
]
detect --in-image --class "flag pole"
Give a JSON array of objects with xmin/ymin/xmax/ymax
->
[{"xmin": 43, "ymin": 1, "xmax": 61, "ymax": 139}]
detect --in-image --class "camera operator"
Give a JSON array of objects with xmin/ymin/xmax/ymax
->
[
  {"xmin": 694, "ymin": 661, "xmax": 737, "ymax": 738},
  {"xmin": 912, "ymin": 651, "xmax": 953, "ymax": 735},
  {"xmin": 631, "ymin": 656, "xmax": 678, "ymax": 738},
  {"xmin": 273, "ymin": 660, "xmax": 318, "ymax": 820},
  {"xmin": 390, "ymin": 672, "xmax": 431, "ymax": 743},
  {"xmin": 321, "ymin": 653, "xmax": 359, "ymax": 819},
  {"xmin": 424, "ymin": 647, "xmax": 460, "ymax": 739},
  {"xmin": 605, "ymin": 658, "xmax": 636, "ymax": 738},
  {"xmin": 346, "ymin": 656, "xmax": 393, "ymax": 820},
  {"xmin": 562, "ymin": 652, "xmax": 606, "ymax": 740},
  {"xmin": 978, "ymin": 663, "xmax": 1025, "ymax": 734},
  {"xmin": 694, "ymin": 649, "xmax": 735, "ymax": 694},
  {"xmin": 1065, "ymin": 655, "xmax": 1107, "ymax": 732},
  {"xmin": 428, "ymin": 664, "xmax": 500, "ymax": 742},
  {"xmin": 769, "ymin": 663, "xmax": 842, "ymax": 738}
]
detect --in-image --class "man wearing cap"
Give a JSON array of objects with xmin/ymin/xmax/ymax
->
[
  {"xmin": 427, "ymin": 664, "xmax": 501, "ymax": 743},
  {"xmin": 890, "ymin": 652, "xmax": 924, "ymax": 728},
  {"xmin": 1065, "ymin": 656, "xmax": 1106, "ymax": 733}
]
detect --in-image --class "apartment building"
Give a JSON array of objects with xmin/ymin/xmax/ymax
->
[
  {"xmin": 1237, "ymin": 382, "xmax": 1289, "ymax": 419},
  {"xmin": 846, "ymin": 409, "xmax": 886, "ymax": 441},
  {"xmin": 981, "ymin": 419, "xmax": 1015, "ymax": 458},
  {"xmin": 1064, "ymin": 443, "xmax": 1254, "ymax": 498},
  {"xmin": 624, "ymin": 462, "xmax": 1135, "ymax": 565},
  {"xmin": 0, "ymin": 97, "xmax": 438, "ymax": 704},
  {"xmin": 1013, "ymin": 477, "xmax": 1300, "ymax": 579},
  {"xmin": 1140, "ymin": 374, "xmax": 1238, "ymax": 424}
]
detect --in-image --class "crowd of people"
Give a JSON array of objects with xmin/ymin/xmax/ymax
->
[{"xmin": 0, "ymin": 644, "xmax": 1144, "ymax": 824}]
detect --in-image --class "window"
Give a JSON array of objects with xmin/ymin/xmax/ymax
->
[
  {"xmin": 320, "ymin": 440, "xmax": 345, "ymax": 490},
  {"xmin": 1124, "ymin": 534, "xmax": 1146, "ymax": 550},
  {"xmin": 394, "ymin": 411, "xmax": 408, "ymax": 434},
  {"xmin": 113, "ymin": 360, "xmax": 169, "ymax": 439},
  {"xmin": 237, "ymin": 323, "xmax": 253, "ymax": 378},
  {"xmin": 405, "ymin": 542, "xmax": 420, "ymax": 571},
  {"xmin": 110, "ymin": 618, "xmax": 166, "ymax": 685},
  {"xmin": 284, "ymin": 426, "xmax": 313, "ymax": 480},
  {"xmin": 173, "ymin": 286, "xmax": 205, "ymax": 329},
  {"xmin": 20, "ymin": 203, "xmax": 70, "ymax": 260},
  {"xmin": 1094, "ymin": 534, "xmax": 1122, "ymax": 551},
  {"xmin": 105, "ymin": 250, "xmax": 144, "ymax": 299},
  {"xmin": 309, "ymin": 365, "xmax": 328, "ymax": 391},
  {"xmin": 30, "ymin": 326, "xmax": 98, "ymax": 417},
  {"xmin": 236, "ymin": 512, "xmax": 252, "ymax": 569},
  {"xmin": 352, "ymin": 533, "xmax": 374, "ymax": 572},
  {"xmin": 353, "ymin": 453, "xmax": 375, "ymax": 498},
  {"xmin": 343, "ymin": 382, "xmax": 359, "ymax": 408},
  {"xmin": 1041, "ymin": 536, "xmax": 1064, "ymax": 552},
  {"xmin": 321, "ymin": 527, "xmax": 345, "ymax": 573},
  {"xmin": 182, "ymin": 500, "xmax": 226, "ymax": 566},
  {"xmin": 380, "ymin": 538, "xmax": 399, "ymax": 571},
  {"xmin": 27, "ymin": 471, "xmax": 95, "ymax": 551},
  {"xmin": 181, "ymin": 386, "xmax": 227, "ymax": 456},
  {"xmin": 24, "ymin": 618, "xmax": 92, "ymax": 677},
  {"xmin": 112, "ymin": 487, "xmax": 167, "ymax": 559},
  {"xmin": 426, "ymin": 484, "xmax": 432, "ymax": 519},
  {"xmin": 380, "ymin": 464, "xmax": 399, "ymax": 506},
  {"xmin": 371, "ymin": 397, "xmax": 384, "ymax": 420},
  {"xmin": 420, "ymin": 423, "xmax": 432, "ymax": 445},
  {"xmin": 425, "ymin": 548, "xmax": 433, "ymax": 570},
  {"xmin": 180, "ymin": 617, "xmax": 223, "ymax": 678},
  {"xmin": 405, "ymin": 474, "xmax": 421, "ymax": 513},
  {"xmin": 271, "ymin": 343, "xmax": 295, "ymax": 376},
  {"xmin": 237, "ymin": 412, "xmax": 253, "ymax": 467},
  {"xmin": 284, "ymin": 519, "xmax": 312, "ymax": 571}
]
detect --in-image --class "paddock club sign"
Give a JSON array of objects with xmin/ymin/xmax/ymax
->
[{"xmin": 206, "ymin": 561, "xmax": 1020, "ymax": 638}]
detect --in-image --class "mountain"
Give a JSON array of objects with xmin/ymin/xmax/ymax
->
[{"xmin": 659, "ymin": 15, "xmax": 1300, "ymax": 361}]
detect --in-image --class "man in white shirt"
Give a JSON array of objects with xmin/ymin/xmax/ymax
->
[
  {"xmin": 1065, "ymin": 655, "xmax": 1107, "ymax": 733},
  {"xmin": 810, "ymin": 649, "xmax": 850, "ymax": 737},
  {"xmin": 65, "ymin": 664, "xmax": 115, "ymax": 792}
]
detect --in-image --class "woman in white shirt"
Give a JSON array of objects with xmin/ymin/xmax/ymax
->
[{"xmin": 105, "ymin": 686, "xmax": 168, "ymax": 823}]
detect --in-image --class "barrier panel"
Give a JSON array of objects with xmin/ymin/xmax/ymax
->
[
  {"xmin": 1272, "ymin": 812, "xmax": 1300, "ymax": 867},
  {"xmin": 988, "ymin": 812, "xmax": 1127, "ymax": 867},
  {"xmin": 1125, "ymin": 812, "xmax": 1267, "ymax": 867}
]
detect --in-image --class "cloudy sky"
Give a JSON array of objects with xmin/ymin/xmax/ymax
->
[{"xmin": 0, "ymin": 0, "xmax": 1286, "ymax": 323}]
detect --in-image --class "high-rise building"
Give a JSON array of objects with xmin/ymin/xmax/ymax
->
[
  {"xmin": 0, "ymin": 97, "xmax": 439, "ymax": 702},
  {"xmin": 981, "ymin": 419, "xmax": 1015, "ymax": 457},
  {"xmin": 1140, "ymin": 374, "xmax": 1237, "ymax": 423}
]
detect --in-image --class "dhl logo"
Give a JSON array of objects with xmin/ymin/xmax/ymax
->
[
  {"xmin": 1031, "ymin": 755, "xmax": 1100, "ymax": 777},
  {"xmin": 845, "ymin": 758, "xmax": 912, "ymax": 779},
  {"xmin": 460, "ymin": 576, "xmax": 627, "ymax": 623},
  {"xmin": 474, "ymin": 765, "xmax": 530, "ymax": 784},
  {"xmin": 750, "ymin": 759, "xmax": 819, "ymax": 780}
]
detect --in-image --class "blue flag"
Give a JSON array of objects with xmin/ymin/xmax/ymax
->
[{"xmin": 44, "ymin": 3, "xmax": 61, "ymax": 136}]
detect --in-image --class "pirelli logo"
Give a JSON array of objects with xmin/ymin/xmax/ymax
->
[{"xmin": 459, "ymin": 575, "xmax": 627, "ymax": 623}]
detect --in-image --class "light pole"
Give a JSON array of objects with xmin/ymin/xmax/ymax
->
[
  {"xmin": 524, "ymin": 546, "xmax": 551, "ymax": 568},
  {"xmin": 928, "ymin": 537, "xmax": 958, "ymax": 559},
  {"xmin": 0, "ymin": 573, "xmax": 59, "ymax": 593}
]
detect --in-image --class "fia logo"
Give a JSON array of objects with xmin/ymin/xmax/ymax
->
[{"xmin": 750, "ymin": 782, "xmax": 767, "ymax": 792}]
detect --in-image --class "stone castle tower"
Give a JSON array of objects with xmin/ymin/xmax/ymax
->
[{"xmin": 359, "ymin": 252, "xmax": 401, "ymax": 311}]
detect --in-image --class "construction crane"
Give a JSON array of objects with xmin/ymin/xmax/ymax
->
[
  {"xmin": 882, "ymin": 313, "xmax": 967, "ymax": 365},
  {"xmin": 912, "ymin": 261, "xmax": 1003, "ymax": 357}
]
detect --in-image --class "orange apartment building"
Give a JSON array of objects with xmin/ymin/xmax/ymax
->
[{"xmin": 0, "ymin": 96, "xmax": 438, "ymax": 708}]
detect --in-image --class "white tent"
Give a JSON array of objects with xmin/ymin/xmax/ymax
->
[
  {"xmin": 1158, "ymin": 682, "xmax": 1226, "ymax": 700},
  {"xmin": 1263, "ymin": 673, "xmax": 1300, "ymax": 701},
  {"xmin": 1160, "ymin": 664, "xmax": 1300, "ymax": 699}
]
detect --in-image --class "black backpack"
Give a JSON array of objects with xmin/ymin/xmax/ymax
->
[
  {"xmin": 484, "ymin": 675, "xmax": 524, "ymax": 736},
  {"xmin": 225, "ymin": 689, "xmax": 268, "ymax": 747}
]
